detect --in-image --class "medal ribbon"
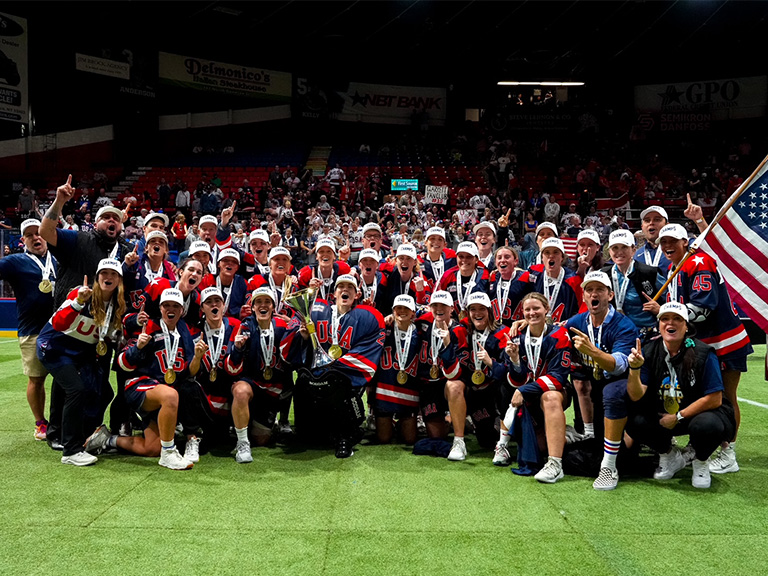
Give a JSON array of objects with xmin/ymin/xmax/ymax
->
[
  {"xmin": 25, "ymin": 251, "xmax": 55, "ymax": 285},
  {"xmin": 98, "ymin": 300, "xmax": 114, "ymax": 344},
  {"xmin": 611, "ymin": 261, "xmax": 634, "ymax": 312},
  {"xmin": 216, "ymin": 276, "xmax": 234, "ymax": 313},
  {"xmin": 472, "ymin": 328, "xmax": 490, "ymax": 372},
  {"xmin": 523, "ymin": 329, "xmax": 543, "ymax": 380},
  {"xmin": 456, "ymin": 270, "xmax": 477, "ymax": 311},
  {"xmin": 394, "ymin": 324, "xmax": 414, "ymax": 373},
  {"xmin": 542, "ymin": 267, "xmax": 564, "ymax": 312},
  {"xmin": 204, "ymin": 322, "xmax": 225, "ymax": 370},
  {"xmin": 259, "ymin": 322, "xmax": 275, "ymax": 370},
  {"xmin": 160, "ymin": 321, "xmax": 180, "ymax": 372}
]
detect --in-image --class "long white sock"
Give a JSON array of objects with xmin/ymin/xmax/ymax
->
[
  {"xmin": 498, "ymin": 405, "xmax": 516, "ymax": 446},
  {"xmin": 584, "ymin": 422, "xmax": 594, "ymax": 437},
  {"xmin": 235, "ymin": 427, "xmax": 248, "ymax": 443},
  {"xmin": 161, "ymin": 439, "xmax": 174, "ymax": 451},
  {"xmin": 601, "ymin": 438, "xmax": 621, "ymax": 470}
]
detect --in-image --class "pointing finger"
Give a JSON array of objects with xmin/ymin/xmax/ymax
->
[
  {"xmin": 569, "ymin": 327, "xmax": 587, "ymax": 338},
  {"xmin": 133, "ymin": 243, "xmax": 138, "ymax": 253},
  {"xmin": 686, "ymin": 193, "xmax": 692, "ymax": 206},
  {"xmin": 83, "ymin": 275, "xmax": 88, "ymax": 286},
  {"xmin": 66, "ymin": 174, "xmax": 72, "ymax": 187}
]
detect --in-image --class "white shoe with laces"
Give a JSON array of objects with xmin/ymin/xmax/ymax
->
[
  {"xmin": 692, "ymin": 459, "xmax": 711, "ymax": 488},
  {"xmin": 61, "ymin": 451, "xmax": 98, "ymax": 466},
  {"xmin": 159, "ymin": 447, "xmax": 194, "ymax": 470},
  {"xmin": 84, "ymin": 424, "xmax": 111, "ymax": 454},
  {"xmin": 447, "ymin": 437, "xmax": 467, "ymax": 461},
  {"xmin": 534, "ymin": 458, "xmax": 564, "ymax": 484},
  {"xmin": 654, "ymin": 446, "xmax": 685, "ymax": 480},
  {"xmin": 235, "ymin": 440, "xmax": 253, "ymax": 463},
  {"xmin": 708, "ymin": 445, "xmax": 739, "ymax": 474},
  {"xmin": 184, "ymin": 436, "xmax": 201, "ymax": 463},
  {"xmin": 492, "ymin": 443, "xmax": 511, "ymax": 466}
]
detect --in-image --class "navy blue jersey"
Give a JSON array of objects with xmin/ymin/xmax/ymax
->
[
  {"xmin": 373, "ymin": 323, "xmax": 422, "ymax": 410},
  {"xmin": 377, "ymin": 262, "xmax": 428, "ymax": 312},
  {"xmin": 117, "ymin": 317, "xmax": 196, "ymax": 385},
  {"xmin": 199, "ymin": 273, "xmax": 250, "ymax": 319},
  {"xmin": 520, "ymin": 264, "xmax": 586, "ymax": 323},
  {"xmin": 506, "ymin": 324, "xmax": 572, "ymax": 392},
  {"xmin": 443, "ymin": 321, "xmax": 509, "ymax": 389},
  {"xmin": 413, "ymin": 311, "xmax": 462, "ymax": 381},
  {"xmin": 122, "ymin": 255, "xmax": 176, "ymax": 314},
  {"xmin": 125, "ymin": 277, "xmax": 202, "ymax": 335},
  {"xmin": 228, "ymin": 316, "xmax": 291, "ymax": 398},
  {"xmin": 438, "ymin": 265, "xmax": 490, "ymax": 316},
  {"xmin": 488, "ymin": 269, "xmax": 528, "ymax": 326},
  {"xmin": 0, "ymin": 251, "xmax": 58, "ymax": 336}
]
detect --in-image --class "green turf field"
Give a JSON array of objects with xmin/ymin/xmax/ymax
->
[{"xmin": 1, "ymin": 339, "xmax": 766, "ymax": 576}]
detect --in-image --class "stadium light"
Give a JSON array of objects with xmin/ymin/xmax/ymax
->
[{"xmin": 497, "ymin": 81, "xmax": 585, "ymax": 86}]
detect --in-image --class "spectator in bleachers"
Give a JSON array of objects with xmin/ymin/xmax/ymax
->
[{"xmin": 175, "ymin": 183, "xmax": 191, "ymax": 216}]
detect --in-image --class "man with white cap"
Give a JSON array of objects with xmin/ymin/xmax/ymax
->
[
  {"xmin": 472, "ymin": 211, "xmax": 514, "ymax": 272},
  {"xmin": 226, "ymin": 286, "xmax": 295, "ymax": 461},
  {"xmin": 370, "ymin": 294, "xmax": 422, "ymax": 445},
  {"xmin": 199, "ymin": 248, "xmax": 250, "ymax": 319},
  {"xmin": 134, "ymin": 212, "xmax": 170, "ymax": 257},
  {"xmin": 40, "ymin": 175, "xmax": 133, "ymax": 308},
  {"xmin": 519, "ymin": 222, "xmax": 559, "ymax": 269},
  {"xmin": 378, "ymin": 243, "xmax": 427, "ymax": 312},
  {"xmin": 634, "ymin": 205, "xmax": 671, "ymax": 272},
  {"xmin": 123, "ymin": 230, "xmax": 176, "ymax": 314},
  {"xmin": 361, "ymin": 222, "xmax": 387, "ymax": 261},
  {"xmin": 657, "ymin": 222, "xmax": 753, "ymax": 475},
  {"xmin": 518, "ymin": 237, "xmax": 585, "ymax": 323},
  {"xmin": 418, "ymin": 226, "xmax": 457, "ymax": 289},
  {"xmin": 297, "ymin": 238, "xmax": 351, "ymax": 303},
  {"xmin": 0, "ymin": 218, "xmax": 58, "ymax": 441},
  {"xmin": 438, "ymin": 241, "xmax": 490, "ymax": 319},
  {"xmin": 443, "ymin": 292, "xmax": 509, "ymax": 461},
  {"xmin": 291, "ymin": 274, "xmax": 385, "ymax": 458},
  {"xmin": 113, "ymin": 287, "xmax": 199, "ymax": 469},
  {"xmin": 565, "ymin": 271, "xmax": 639, "ymax": 490}
]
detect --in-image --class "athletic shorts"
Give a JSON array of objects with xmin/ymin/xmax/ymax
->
[
  {"xmin": 19, "ymin": 334, "xmax": 48, "ymax": 378},
  {"xmin": 721, "ymin": 356, "xmax": 748, "ymax": 373},
  {"xmin": 124, "ymin": 376, "xmax": 162, "ymax": 415}
]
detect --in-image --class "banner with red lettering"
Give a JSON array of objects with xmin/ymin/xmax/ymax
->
[{"xmin": 336, "ymin": 82, "xmax": 446, "ymax": 125}]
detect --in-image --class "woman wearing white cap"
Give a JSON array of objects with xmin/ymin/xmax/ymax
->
[
  {"xmin": 657, "ymin": 222, "xmax": 752, "ymax": 475},
  {"xmin": 500, "ymin": 292, "xmax": 573, "ymax": 482},
  {"xmin": 36, "ymin": 258, "xmax": 126, "ymax": 466},
  {"xmin": 624, "ymin": 302, "xmax": 736, "ymax": 489},
  {"xmin": 443, "ymin": 292, "xmax": 508, "ymax": 461},
  {"xmin": 355, "ymin": 248, "xmax": 384, "ymax": 308},
  {"xmin": 518, "ymin": 222, "xmax": 558, "ymax": 269},
  {"xmin": 108, "ymin": 287, "xmax": 200, "ymax": 470},
  {"xmin": 572, "ymin": 229, "xmax": 604, "ymax": 277},
  {"xmin": 518, "ymin": 237, "xmax": 585, "ymax": 324},
  {"xmin": 123, "ymin": 230, "xmax": 176, "ymax": 315},
  {"xmin": 634, "ymin": 206, "xmax": 671, "ymax": 272},
  {"xmin": 378, "ymin": 244, "xmax": 427, "ymax": 312},
  {"xmin": 227, "ymin": 287, "xmax": 295, "ymax": 461},
  {"xmin": 297, "ymin": 238, "xmax": 352, "ymax": 304},
  {"xmin": 438, "ymin": 241, "xmax": 490, "ymax": 319},
  {"xmin": 247, "ymin": 247, "xmax": 297, "ymax": 317},
  {"xmin": 199, "ymin": 248, "xmax": 250, "ymax": 320},
  {"xmin": 370, "ymin": 294, "xmax": 422, "ymax": 445},
  {"xmin": 417, "ymin": 226, "xmax": 457, "ymax": 291},
  {"xmin": 488, "ymin": 245, "xmax": 527, "ymax": 327}
]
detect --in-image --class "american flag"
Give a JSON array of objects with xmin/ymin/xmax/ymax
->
[{"xmin": 698, "ymin": 158, "xmax": 768, "ymax": 333}]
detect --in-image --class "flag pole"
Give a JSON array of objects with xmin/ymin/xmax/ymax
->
[{"xmin": 652, "ymin": 152, "xmax": 768, "ymax": 302}]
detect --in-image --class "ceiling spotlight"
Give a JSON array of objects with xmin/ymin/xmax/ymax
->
[{"xmin": 497, "ymin": 81, "xmax": 585, "ymax": 87}]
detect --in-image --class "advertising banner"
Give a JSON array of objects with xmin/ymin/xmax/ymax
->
[
  {"xmin": 336, "ymin": 82, "xmax": 446, "ymax": 125},
  {"xmin": 0, "ymin": 12, "xmax": 27, "ymax": 123}
]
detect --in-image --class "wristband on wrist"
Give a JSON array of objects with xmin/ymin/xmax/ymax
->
[{"xmin": 695, "ymin": 218, "xmax": 704, "ymax": 224}]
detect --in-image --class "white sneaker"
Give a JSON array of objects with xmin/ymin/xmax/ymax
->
[
  {"xmin": 366, "ymin": 413, "xmax": 376, "ymax": 432},
  {"xmin": 158, "ymin": 447, "xmax": 194, "ymax": 470},
  {"xmin": 654, "ymin": 446, "xmax": 686, "ymax": 480},
  {"xmin": 447, "ymin": 437, "xmax": 467, "ymax": 461},
  {"xmin": 235, "ymin": 440, "xmax": 253, "ymax": 463},
  {"xmin": 681, "ymin": 444, "xmax": 696, "ymax": 466},
  {"xmin": 492, "ymin": 442, "xmax": 511, "ymax": 466},
  {"xmin": 692, "ymin": 459, "xmax": 711, "ymax": 489},
  {"xmin": 416, "ymin": 414, "xmax": 426, "ymax": 435},
  {"xmin": 184, "ymin": 436, "xmax": 201, "ymax": 463},
  {"xmin": 84, "ymin": 424, "xmax": 111, "ymax": 454},
  {"xmin": 593, "ymin": 467, "xmax": 619, "ymax": 490},
  {"xmin": 708, "ymin": 445, "xmax": 739, "ymax": 474},
  {"xmin": 535, "ymin": 458, "xmax": 564, "ymax": 484},
  {"xmin": 61, "ymin": 451, "xmax": 97, "ymax": 466}
]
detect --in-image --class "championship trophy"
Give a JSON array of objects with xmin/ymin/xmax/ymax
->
[{"xmin": 285, "ymin": 287, "xmax": 334, "ymax": 368}]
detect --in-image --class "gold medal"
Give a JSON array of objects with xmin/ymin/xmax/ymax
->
[
  {"xmin": 264, "ymin": 367, "xmax": 273, "ymax": 381},
  {"xmin": 430, "ymin": 365, "xmax": 439, "ymax": 379},
  {"xmin": 471, "ymin": 369, "xmax": 485, "ymax": 385},
  {"xmin": 545, "ymin": 315, "xmax": 553, "ymax": 325},
  {"xmin": 329, "ymin": 344, "xmax": 343, "ymax": 359},
  {"xmin": 209, "ymin": 367, "xmax": 217, "ymax": 382},
  {"xmin": 459, "ymin": 310, "xmax": 468, "ymax": 320},
  {"xmin": 664, "ymin": 396, "xmax": 679, "ymax": 415},
  {"xmin": 164, "ymin": 369, "xmax": 176, "ymax": 384},
  {"xmin": 397, "ymin": 370, "xmax": 408, "ymax": 384},
  {"xmin": 96, "ymin": 340, "xmax": 107, "ymax": 356},
  {"xmin": 38, "ymin": 279, "xmax": 53, "ymax": 293}
]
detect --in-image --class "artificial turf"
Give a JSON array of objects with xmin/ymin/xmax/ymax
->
[{"xmin": 1, "ymin": 339, "xmax": 766, "ymax": 576}]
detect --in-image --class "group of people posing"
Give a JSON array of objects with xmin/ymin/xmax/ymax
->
[{"xmin": 1, "ymin": 174, "xmax": 752, "ymax": 491}]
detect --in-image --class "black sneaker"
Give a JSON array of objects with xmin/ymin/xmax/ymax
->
[
  {"xmin": 335, "ymin": 438, "xmax": 354, "ymax": 459},
  {"xmin": 47, "ymin": 438, "xmax": 64, "ymax": 451}
]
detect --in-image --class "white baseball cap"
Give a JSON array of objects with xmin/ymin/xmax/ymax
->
[
  {"xmin": 189, "ymin": 240, "xmax": 212, "ymax": 256},
  {"xmin": 315, "ymin": 238, "xmax": 338, "ymax": 254},
  {"xmin": 335, "ymin": 274, "xmax": 358, "ymax": 289},
  {"xmin": 658, "ymin": 301, "xmax": 689, "ymax": 321},
  {"xmin": 199, "ymin": 215, "xmax": 218, "ymax": 228},
  {"xmin": 535, "ymin": 222, "xmax": 558, "ymax": 237},
  {"xmin": 456, "ymin": 241, "xmax": 479, "ymax": 258},
  {"xmin": 473, "ymin": 221, "xmax": 496, "ymax": 235},
  {"xmin": 217, "ymin": 248, "xmax": 241, "ymax": 263},
  {"xmin": 250, "ymin": 286, "xmax": 276, "ymax": 305},
  {"xmin": 96, "ymin": 257, "xmax": 123, "ymax": 276},
  {"xmin": 249, "ymin": 229, "xmax": 269, "ymax": 243},
  {"xmin": 540, "ymin": 237, "xmax": 566, "ymax": 255},
  {"xmin": 581, "ymin": 270, "xmax": 612, "ymax": 289},
  {"xmin": 658, "ymin": 223, "xmax": 688, "ymax": 241},
  {"xmin": 145, "ymin": 230, "xmax": 168, "ymax": 244},
  {"xmin": 396, "ymin": 244, "xmax": 418, "ymax": 259},
  {"xmin": 393, "ymin": 294, "xmax": 416, "ymax": 311},
  {"xmin": 160, "ymin": 287, "xmax": 184, "ymax": 305},
  {"xmin": 358, "ymin": 248, "xmax": 380, "ymax": 262},
  {"xmin": 429, "ymin": 290, "xmax": 453, "ymax": 307},
  {"xmin": 609, "ymin": 229, "xmax": 635, "ymax": 248},
  {"xmin": 577, "ymin": 229, "xmax": 601, "ymax": 245},
  {"xmin": 467, "ymin": 292, "xmax": 492, "ymax": 309},
  {"xmin": 200, "ymin": 287, "xmax": 224, "ymax": 304},
  {"xmin": 144, "ymin": 212, "xmax": 169, "ymax": 228},
  {"xmin": 20, "ymin": 218, "xmax": 41, "ymax": 235},
  {"xmin": 426, "ymin": 226, "xmax": 446, "ymax": 240},
  {"xmin": 268, "ymin": 246, "xmax": 291, "ymax": 260},
  {"xmin": 640, "ymin": 206, "xmax": 669, "ymax": 221},
  {"xmin": 362, "ymin": 222, "xmax": 382, "ymax": 235},
  {"xmin": 96, "ymin": 206, "xmax": 124, "ymax": 222}
]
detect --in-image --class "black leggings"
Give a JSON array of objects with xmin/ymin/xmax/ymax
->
[{"xmin": 47, "ymin": 363, "xmax": 87, "ymax": 457}]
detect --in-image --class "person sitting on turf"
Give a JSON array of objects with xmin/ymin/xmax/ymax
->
[
  {"xmin": 500, "ymin": 293, "xmax": 572, "ymax": 483},
  {"xmin": 624, "ymin": 302, "xmax": 736, "ymax": 489}
]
